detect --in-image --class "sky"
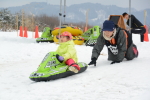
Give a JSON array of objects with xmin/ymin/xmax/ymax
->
[{"xmin": 0, "ymin": 0, "xmax": 150, "ymax": 11}]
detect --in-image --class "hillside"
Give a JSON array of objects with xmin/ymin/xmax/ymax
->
[{"xmin": 0, "ymin": 2, "xmax": 149, "ymax": 25}]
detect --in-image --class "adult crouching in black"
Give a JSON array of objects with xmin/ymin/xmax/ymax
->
[{"xmin": 88, "ymin": 20, "xmax": 138, "ymax": 66}]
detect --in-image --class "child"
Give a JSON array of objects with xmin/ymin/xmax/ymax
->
[
  {"xmin": 56, "ymin": 31, "xmax": 80, "ymax": 73},
  {"xmin": 89, "ymin": 20, "xmax": 138, "ymax": 66}
]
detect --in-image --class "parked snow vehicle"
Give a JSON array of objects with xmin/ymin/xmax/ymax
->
[
  {"xmin": 82, "ymin": 28, "xmax": 92, "ymax": 41},
  {"xmin": 85, "ymin": 26, "xmax": 101, "ymax": 46},
  {"xmin": 52, "ymin": 24, "xmax": 83, "ymax": 36},
  {"xmin": 53, "ymin": 35, "xmax": 84, "ymax": 45},
  {"xmin": 29, "ymin": 52, "xmax": 88, "ymax": 82},
  {"xmin": 36, "ymin": 27, "xmax": 54, "ymax": 43},
  {"xmin": 73, "ymin": 36, "xmax": 85, "ymax": 45}
]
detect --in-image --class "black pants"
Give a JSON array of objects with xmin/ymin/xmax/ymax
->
[{"xmin": 131, "ymin": 27, "xmax": 146, "ymax": 42}]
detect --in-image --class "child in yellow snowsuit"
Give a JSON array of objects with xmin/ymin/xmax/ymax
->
[{"xmin": 56, "ymin": 31, "xmax": 80, "ymax": 73}]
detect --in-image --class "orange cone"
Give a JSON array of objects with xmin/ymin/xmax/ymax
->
[
  {"xmin": 19, "ymin": 26, "xmax": 23, "ymax": 37},
  {"xmin": 144, "ymin": 25, "xmax": 149, "ymax": 42},
  {"xmin": 35, "ymin": 26, "xmax": 39, "ymax": 38},
  {"xmin": 23, "ymin": 27, "xmax": 28, "ymax": 38}
]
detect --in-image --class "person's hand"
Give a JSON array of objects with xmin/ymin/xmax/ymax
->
[
  {"xmin": 56, "ymin": 54, "xmax": 64, "ymax": 63},
  {"xmin": 88, "ymin": 58, "xmax": 97, "ymax": 66},
  {"xmin": 126, "ymin": 28, "xmax": 131, "ymax": 31},
  {"xmin": 110, "ymin": 61, "xmax": 121, "ymax": 64}
]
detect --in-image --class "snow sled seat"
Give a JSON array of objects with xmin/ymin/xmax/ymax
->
[{"xmin": 29, "ymin": 52, "xmax": 88, "ymax": 82}]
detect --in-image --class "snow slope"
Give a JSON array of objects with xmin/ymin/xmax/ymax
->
[{"xmin": 0, "ymin": 31, "xmax": 150, "ymax": 100}]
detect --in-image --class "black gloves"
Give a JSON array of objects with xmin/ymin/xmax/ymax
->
[
  {"xmin": 89, "ymin": 57, "xmax": 121, "ymax": 66},
  {"xmin": 88, "ymin": 58, "xmax": 97, "ymax": 66},
  {"xmin": 110, "ymin": 61, "xmax": 121, "ymax": 64}
]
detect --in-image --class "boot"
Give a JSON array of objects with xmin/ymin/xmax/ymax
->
[
  {"xmin": 133, "ymin": 44, "xmax": 138, "ymax": 57},
  {"xmin": 69, "ymin": 63, "xmax": 80, "ymax": 73},
  {"xmin": 65, "ymin": 59, "xmax": 80, "ymax": 73}
]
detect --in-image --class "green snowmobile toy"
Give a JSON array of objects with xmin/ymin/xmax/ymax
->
[
  {"xmin": 82, "ymin": 28, "xmax": 93, "ymax": 41},
  {"xmin": 29, "ymin": 52, "xmax": 88, "ymax": 82},
  {"xmin": 36, "ymin": 27, "xmax": 54, "ymax": 43},
  {"xmin": 85, "ymin": 26, "xmax": 101, "ymax": 46}
]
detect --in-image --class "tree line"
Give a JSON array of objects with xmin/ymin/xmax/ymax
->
[{"xmin": 0, "ymin": 8, "xmax": 92, "ymax": 32}]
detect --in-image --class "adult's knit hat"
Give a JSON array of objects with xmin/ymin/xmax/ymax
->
[{"xmin": 102, "ymin": 20, "xmax": 115, "ymax": 31}]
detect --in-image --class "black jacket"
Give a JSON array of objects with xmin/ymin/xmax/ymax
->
[
  {"xmin": 127, "ymin": 15, "xmax": 144, "ymax": 28},
  {"xmin": 91, "ymin": 27, "xmax": 132, "ymax": 62}
]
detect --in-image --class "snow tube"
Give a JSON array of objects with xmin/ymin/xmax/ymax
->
[
  {"xmin": 36, "ymin": 27, "xmax": 54, "ymax": 43},
  {"xmin": 29, "ymin": 52, "xmax": 88, "ymax": 82},
  {"xmin": 73, "ymin": 36, "xmax": 84, "ymax": 45},
  {"xmin": 52, "ymin": 25, "xmax": 83, "ymax": 36},
  {"xmin": 53, "ymin": 35, "xmax": 84, "ymax": 45}
]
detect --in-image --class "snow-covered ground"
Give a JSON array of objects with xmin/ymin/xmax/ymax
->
[{"xmin": 0, "ymin": 31, "xmax": 150, "ymax": 100}]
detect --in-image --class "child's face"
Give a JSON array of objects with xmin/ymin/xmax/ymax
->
[{"xmin": 60, "ymin": 36, "xmax": 69, "ymax": 43}]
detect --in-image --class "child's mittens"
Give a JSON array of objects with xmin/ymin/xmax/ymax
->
[{"xmin": 56, "ymin": 54, "xmax": 64, "ymax": 63}]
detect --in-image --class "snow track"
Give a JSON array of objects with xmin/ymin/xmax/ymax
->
[{"xmin": 0, "ymin": 32, "xmax": 150, "ymax": 100}]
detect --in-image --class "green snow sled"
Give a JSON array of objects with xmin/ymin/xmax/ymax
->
[
  {"xmin": 82, "ymin": 28, "xmax": 93, "ymax": 41},
  {"xmin": 83, "ymin": 26, "xmax": 101, "ymax": 46},
  {"xmin": 29, "ymin": 52, "xmax": 88, "ymax": 82},
  {"xmin": 36, "ymin": 27, "xmax": 54, "ymax": 43}
]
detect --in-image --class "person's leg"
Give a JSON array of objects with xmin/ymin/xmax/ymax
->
[
  {"xmin": 132, "ymin": 44, "xmax": 138, "ymax": 58},
  {"xmin": 131, "ymin": 27, "xmax": 146, "ymax": 42},
  {"xmin": 108, "ymin": 51, "xmax": 117, "ymax": 61},
  {"xmin": 140, "ymin": 34, "xmax": 144, "ymax": 42},
  {"xmin": 131, "ymin": 28, "xmax": 142, "ymax": 34},
  {"xmin": 140, "ymin": 27, "xmax": 146, "ymax": 42},
  {"xmin": 65, "ymin": 59, "xmax": 80, "ymax": 73},
  {"xmin": 125, "ymin": 43, "xmax": 138, "ymax": 60}
]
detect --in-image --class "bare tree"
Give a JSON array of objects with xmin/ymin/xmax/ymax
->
[{"xmin": 0, "ymin": 9, "xmax": 94, "ymax": 32}]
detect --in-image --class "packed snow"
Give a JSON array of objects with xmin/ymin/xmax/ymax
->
[{"xmin": 0, "ymin": 31, "xmax": 150, "ymax": 100}]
